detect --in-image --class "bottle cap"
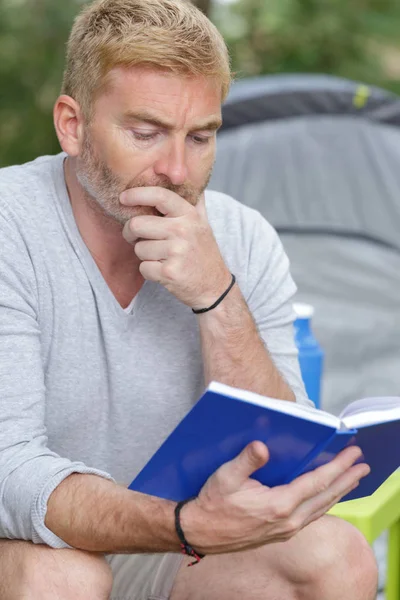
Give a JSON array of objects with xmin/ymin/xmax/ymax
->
[{"xmin": 293, "ymin": 302, "xmax": 315, "ymax": 319}]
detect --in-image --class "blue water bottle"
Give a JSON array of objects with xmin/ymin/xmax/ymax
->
[{"xmin": 293, "ymin": 303, "xmax": 324, "ymax": 409}]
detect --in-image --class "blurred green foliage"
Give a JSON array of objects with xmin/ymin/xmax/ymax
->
[
  {"xmin": 0, "ymin": 0, "xmax": 82, "ymax": 166},
  {"xmin": 2, "ymin": 0, "xmax": 400, "ymax": 167},
  {"xmin": 213, "ymin": 0, "xmax": 400, "ymax": 88}
]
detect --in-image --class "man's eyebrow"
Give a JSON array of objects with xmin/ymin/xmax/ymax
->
[{"xmin": 121, "ymin": 110, "xmax": 222, "ymax": 132}]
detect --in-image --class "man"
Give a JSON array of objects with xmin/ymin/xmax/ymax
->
[{"xmin": 0, "ymin": 0, "xmax": 378, "ymax": 598}]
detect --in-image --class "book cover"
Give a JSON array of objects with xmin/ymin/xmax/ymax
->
[{"xmin": 129, "ymin": 383, "xmax": 400, "ymax": 502}]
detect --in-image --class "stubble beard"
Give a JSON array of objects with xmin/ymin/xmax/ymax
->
[{"xmin": 75, "ymin": 131, "xmax": 213, "ymax": 226}]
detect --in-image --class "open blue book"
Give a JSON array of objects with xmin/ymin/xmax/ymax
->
[{"xmin": 129, "ymin": 382, "xmax": 400, "ymax": 502}]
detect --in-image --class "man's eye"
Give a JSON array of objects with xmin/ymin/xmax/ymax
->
[
  {"xmin": 132, "ymin": 131, "xmax": 157, "ymax": 142},
  {"xmin": 191, "ymin": 135, "xmax": 210, "ymax": 145}
]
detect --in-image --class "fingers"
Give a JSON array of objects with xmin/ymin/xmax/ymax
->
[
  {"xmin": 120, "ymin": 187, "xmax": 193, "ymax": 217},
  {"xmin": 275, "ymin": 446, "xmax": 369, "ymax": 533},
  {"xmin": 134, "ymin": 240, "xmax": 170, "ymax": 262},
  {"xmin": 214, "ymin": 442, "xmax": 269, "ymax": 495},
  {"xmin": 123, "ymin": 216, "xmax": 167, "ymax": 244},
  {"xmin": 139, "ymin": 261, "xmax": 163, "ymax": 283},
  {"xmin": 195, "ymin": 193, "xmax": 208, "ymax": 221},
  {"xmin": 289, "ymin": 446, "xmax": 365, "ymax": 505},
  {"xmin": 301, "ymin": 481, "xmax": 359, "ymax": 530},
  {"xmin": 296, "ymin": 461, "xmax": 370, "ymax": 528}
]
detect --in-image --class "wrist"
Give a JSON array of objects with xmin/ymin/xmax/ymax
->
[
  {"xmin": 179, "ymin": 498, "xmax": 244, "ymax": 555},
  {"xmin": 178, "ymin": 497, "xmax": 212, "ymax": 556},
  {"xmin": 196, "ymin": 284, "xmax": 251, "ymax": 333},
  {"xmin": 175, "ymin": 498, "xmax": 206, "ymax": 564},
  {"xmin": 191, "ymin": 271, "xmax": 233, "ymax": 314}
]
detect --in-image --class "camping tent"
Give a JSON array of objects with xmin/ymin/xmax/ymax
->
[{"xmin": 210, "ymin": 74, "xmax": 400, "ymax": 415}]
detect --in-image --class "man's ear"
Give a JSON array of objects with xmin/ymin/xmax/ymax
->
[{"xmin": 53, "ymin": 95, "xmax": 85, "ymax": 157}]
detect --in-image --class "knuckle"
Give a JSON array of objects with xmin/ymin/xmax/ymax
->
[
  {"xmin": 162, "ymin": 262, "xmax": 178, "ymax": 280},
  {"xmin": 169, "ymin": 241, "xmax": 187, "ymax": 258},
  {"xmin": 172, "ymin": 222, "xmax": 186, "ymax": 238},
  {"xmin": 284, "ymin": 516, "xmax": 301, "ymax": 536},
  {"xmin": 267, "ymin": 502, "xmax": 281, "ymax": 521},
  {"xmin": 313, "ymin": 475, "xmax": 329, "ymax": 495},
  {"xmin": 271, "ymin": 498, "xmax": 294, "ymax": 521}
]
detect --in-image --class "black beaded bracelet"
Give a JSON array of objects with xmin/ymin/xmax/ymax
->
[
  {"xmin": 192, "ymin": 274, "xmax": 236, "ymax": 315},
  {"xmin": 174, "ymin": 497, "xmax": 205, "ymax": 566}
]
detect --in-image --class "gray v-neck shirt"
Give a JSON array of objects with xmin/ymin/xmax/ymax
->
[{"xmin": 0, "ymin": 153, "xmax": 308, "ymax": 548}]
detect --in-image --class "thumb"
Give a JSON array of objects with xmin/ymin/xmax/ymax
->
[{"xmin": 214, "ymin": 441, "xmax": 269, "ymax": 495}]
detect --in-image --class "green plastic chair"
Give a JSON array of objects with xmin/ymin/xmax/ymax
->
[{"xmin": 329, "ymin": 470, "xmax": 400, "ymax": 600}]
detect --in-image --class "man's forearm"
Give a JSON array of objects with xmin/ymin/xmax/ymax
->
[
  {"xmin": 197, "ymin": 284, "xmax": 295, "ymax": 402},
  {"xmin": 45, "ymin": 473, "xmax": 179, "ymax": 553}
]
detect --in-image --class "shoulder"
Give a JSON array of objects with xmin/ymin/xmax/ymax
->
[
  {"xmin": 204, "ymin": 188, "xmax": 283, "ymax": 262},
  {"xmin": 205, "ymin": 188, "xmax": 265, "ymax": 225},
  {"xmin": 204, "ymin": 189, "xmax": 294, "ymax": 300},
  {"xmin": 0, "ymin": 154, "xmax": 61, "ymax": 226},
  {"xmin": 0, "ymin": 155, "xmax": 64, "ymax": 292}
]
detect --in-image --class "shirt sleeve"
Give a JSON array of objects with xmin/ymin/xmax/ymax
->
[
  {"xmin": 0, "ymin": 209, "xmax": 114, "ymax": 549},
  {"xmin": 244, "ymin": 212, "xmax": 313, "ymax": 407}
]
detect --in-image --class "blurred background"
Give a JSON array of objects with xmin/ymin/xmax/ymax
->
[
  {"xmin": 1, "ymin": 3, "xmax": 400, "ymax": 596},
  {"xmin": 2, "ymin": 0, "xmax": 400, "ymax": 167}
]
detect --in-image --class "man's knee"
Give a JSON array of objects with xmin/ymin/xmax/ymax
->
[
  {"xmin": 291, "ymin": 516, "xmax": 378, "ymax": 600},
  {"xmin": 0, "ymin": 539, "xmax": 113, "ymax": 600}
]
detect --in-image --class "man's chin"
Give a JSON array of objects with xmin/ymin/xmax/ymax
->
[
  {"xmin": 106, "ymin": 204, "xmax": 161, "ymax": 226},
  {"xmin": 119, "ymin": 205, "xmax": 162, "ymax": 218}
]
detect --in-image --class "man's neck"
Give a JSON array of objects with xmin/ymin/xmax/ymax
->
[{"xmin": 63, "ymin": 157, "xmax": 144, "ymax": 306}]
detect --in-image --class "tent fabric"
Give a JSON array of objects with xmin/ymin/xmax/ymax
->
[
  {"xmin": 221, "ymin": 74, "xmax": 400, "ymax": 131},
  {"xmin": 279, "ymin": 236, "xmax": 400, "ymax": 415},
  {"xmin": 210, "ymin": 75, "xmax": 400, "ymax": 416},
  {"xmin": 212, "ymin": 116, "xmax": 400, "ymax": 253}
]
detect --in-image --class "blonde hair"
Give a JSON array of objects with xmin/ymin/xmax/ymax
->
[{"xmin": 61, "ymin": 0, "xmax": 232, "ymax": 120}]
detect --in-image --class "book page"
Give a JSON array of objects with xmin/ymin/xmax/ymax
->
[
  {"xmin": 208, "ymin": 381, "xmax": 341, "ymax": 428},
  {"xmin": 340, "ymin": 396, "xmax": 400, "ymax": 419},
  {"xmin": 342, "ymin": 405, "xmax": 400, "ymax": 429}
]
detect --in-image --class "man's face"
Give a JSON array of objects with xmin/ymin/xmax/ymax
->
[{"xmin": 75, "ymin": 66, "xmax": 223, "ymax": 225}]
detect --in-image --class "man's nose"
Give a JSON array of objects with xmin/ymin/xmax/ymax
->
[{"xmin": 153, "ymin": 137, "xmax": 188, "ymax": 186}]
